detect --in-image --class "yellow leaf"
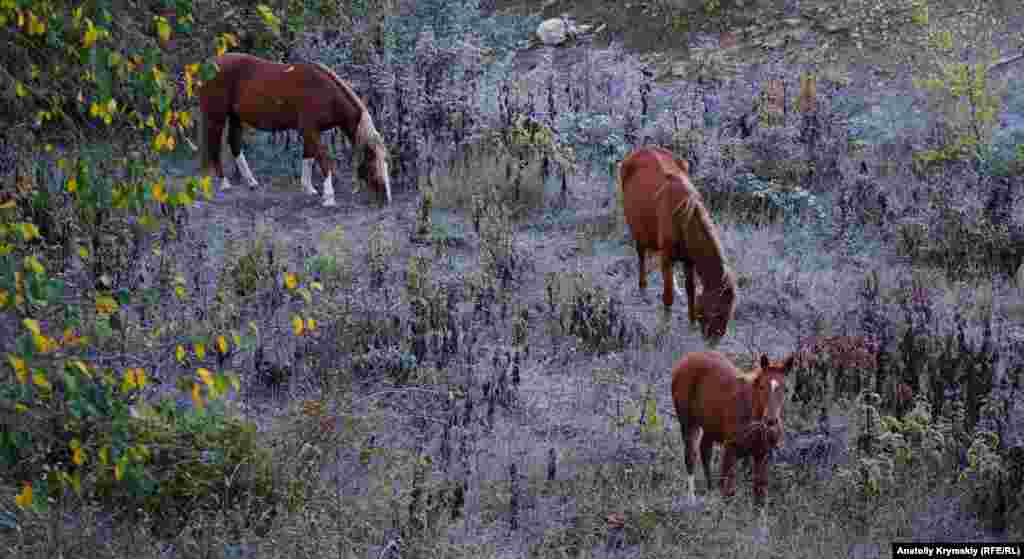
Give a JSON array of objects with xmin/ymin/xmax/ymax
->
[
  {"xmin": 83, "ymin": 20, "xmax": 98, "ymax": 48},
  {"xmin": 155, "ymin": 18, "xmax": 171, "ymax": 43},
  {"xmin": 311, "ymin": 281, "xmax": 323, "ymax": 291},
  {"xmin": 176, "ymin": 344, "xmax": 186, "ymax": 363},
  {"xmin": 232, "ymin": 332, "xmax": 241, "ymax": 347},
  {"xmin": 194, "ymin": 343, "xmax": 206, "ymax": 360},
  {"xmin": 70, "ymin": 471, "xmax": 82, "ymax": 495},
  {"xmin": 70, "ymin": 439, "xmax": 85, "ymax": 466},
  {"xmin": 22, "ymin": 318, "xmax": 40, "ymax": 336},
  {"xmin": 15, "ymin": 81, "xmax": 26, "ymax": 98},
  {"xmin": 72, "ymin": 360, "xmax": 91, "ymax": 377},
  {"xmin": 8, "ymin": 355, "xmax": 27, "ymax": 384},
  {"xmin": 95, "ymin": 295, "xmax": 117, "ymax": 315},
  {"xmin": 114, "ymin": 460, "xmax": 123, "ymax": 481},
  {"xmin": 15, "ymin": 483, "xmax": 32, "ymax": 509},
  {"xmin": 77, "ymin": 245, "xmax": 89, "ymax": 259},
  {"xmin": 284, "ymin": 272, "xmax": 298, "ymax": 290},
  {"xmin": 151, "ymin": 180, "xmax": 168, "ymax": 203},
  {"xmin": 99, "ymin": 446, "xmax": 109, "ymax": 465},
  {"xmin": 197, "ymin": 367, "xmax": 213, "ymax": 386},
  {"xmin": 121, "ymin": 368, "xmax": 138, "ymax": 392},
  {"xmin": 106, "ymin": 98, "xmax": 117, "ymax": 114},
  {"xmin": 174, "ymin": 285, "xmax": 186, "ymax": 299},
  {"xmin": 14, "ymin": 403, "xmax": 27, "ymax": 413},
  {"xmin": 191, "ymin": 381, "xmax": 204, "ymax": 410},
  {"xmin": 306, "ymin": 317, "xmax": 317, "ymax": 332},
  {"xmin": 32, "ymin": 371, "xmax": 52, "ymax": 391},
  {"xmin": 292, "ymin": 315, "xmax": 305, "ymax": 336},
  {"xmin": 66, "ymin": 174, "xmax": 78, "ymax": 193},
  {"xmin": 216, "ymin": 335, "xmax": 228, "ymax": 354},
  {"xmin": 0, "ymin": 289, "xmax": 8, "ymax": 308},
  {"xmin": 19, "ymin": 223, "xmax": 40, "ymax": 241},
  {"xmin": 108, "ymin": 51, "xmax": 121, "ymax": 68},
  {"xmin": 199, "ymin": 175, "xmax": 212, "ymax": 199},
  {"xmin": 24, "ymin": 255, "xmax": 44, "ymax": 275},
  {"xmin": 33, "ymin": 333, "xmax": 56, "ymax": 354}
]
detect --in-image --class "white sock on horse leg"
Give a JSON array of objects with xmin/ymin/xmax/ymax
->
[
  {"xmin": 321, "ymin": 172, "xmax": 336, "ymax": 207},
  {"xmin": 236, "ymin": 151, "xmax": 258, "ymax": 187},
  {"xmin": 301, "ymin": 158, "xmax": 316, "ymax": 195},
  {"xmin": 220, "ymin": 175, "xmax": 233, "ymax": 190},
  {"xmin": 688, "ymin": 474, "xmax": 696, "ymax": 504}
]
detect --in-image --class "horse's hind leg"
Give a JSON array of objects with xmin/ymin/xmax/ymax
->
[
  {"xmin": 303, "ymin": 127, "xmax": 335, "ymax": 207},
  {"xmin": 683, "ymin": 425, "xmax": 703, "ymax": 505},
  {"xmin": 700, "ymin": 437, "xmax": 714, "ymax": 495},
  {"xmin": 661, "ymin": 252, "xmax": 675, "ymax": 308},
  {"xmin": 227, "ymin": 115, "xmax": 258, "ymax": 188},
  {"xmin": 205, "ymin": 117, "xmax": 231, "ymax": 190}
]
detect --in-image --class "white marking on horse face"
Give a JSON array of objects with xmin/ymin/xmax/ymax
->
[
  {"xmin": 770, "ymin": 379, "xmax": 779, "ymax": 393},
  {"xmin": 285, "ymin": 65, "xmax": 295, "ymax": 72}
]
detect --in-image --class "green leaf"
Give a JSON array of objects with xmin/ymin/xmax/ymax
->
[
  {"xmin": 115, "ymin": 288, "xmax": 131, "ymax": 306},
  {"xmin": 16, "ymin": 333, "xmax": 34, "ymax": 358},
  {"xmin": 199, "ymin": 61, "xmax": 219, "ymax": 81},
  {"xmin": 62, "ymin": 371, "xmax": 81, "ymax": 396},
  {"xmin": 95, "ymin": 316, "xmax": 113, "ymax": 340}
]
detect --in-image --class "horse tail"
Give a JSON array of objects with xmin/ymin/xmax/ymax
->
[{"xmin": 197, "ymin": 104, "xmax": 209, "ymax": 175}]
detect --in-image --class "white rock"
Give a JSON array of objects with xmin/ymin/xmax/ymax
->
[{"xmin": 537, "ymin": 18, "xmax": 569, "ymax": 46}]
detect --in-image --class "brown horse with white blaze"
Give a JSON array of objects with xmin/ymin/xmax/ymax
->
[
  {"xmin": 671, "ymin": 351, "xmax": 793, "ymax": 507},
  {"xmin": 198, "ymin": 52, "xmax": 391, "ymax": 207},
  {"xmin": 619, "ymin": 146, "xmax": 736, "ymax": 341}
]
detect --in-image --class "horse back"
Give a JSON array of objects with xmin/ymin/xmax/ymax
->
[
  {"xmin": 621, "ymin": 147, "xmax": 691, "ymax": 249},
  {"xmin": 671, "ymin": 351, "xmax": 746, "ymax": 443}
]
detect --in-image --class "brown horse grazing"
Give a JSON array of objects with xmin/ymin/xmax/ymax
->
[
  {"xmin": 198, "ymin": 52, "xmax": 391, "ymax": 207},
  {"xmin": 671, "ymin": 351, "xmax": 794, "ymax": 507},
  {"xmin": 619, "ymin": 146, "xmax": 736, "ymax": 341}
]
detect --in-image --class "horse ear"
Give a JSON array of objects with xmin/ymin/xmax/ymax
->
[{"xmin": 760, "ymin": 354, "xmax": 769, "ymax": 370}]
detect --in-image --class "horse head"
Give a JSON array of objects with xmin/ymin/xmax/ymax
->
[
  {"xmin": 696, "ymin": 269, "xmax": 737, "ymax": 343},
  {"xmin": 745, "ymin": 353, "xmax": 794, "ymax": 449},
  {"xmin": 359, "ymin": 138, "xmax": 391, "ymax": 205},
  {"xmin": 353, "ymin": 112, "xmax": 392, "ymax": 205}
]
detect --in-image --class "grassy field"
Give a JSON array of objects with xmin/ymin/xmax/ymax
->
[{"xmin": 2, "ymin": 1, "xmax": 1024, "ymax": 557}]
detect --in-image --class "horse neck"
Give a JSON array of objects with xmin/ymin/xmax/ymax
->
[
  {"xmin": 330, "ymin": 91, "xmax": 366, "ymax": 145},
  {"xmin": 311, "ymin": 64, "xmax": 368, "ymax": 144}
]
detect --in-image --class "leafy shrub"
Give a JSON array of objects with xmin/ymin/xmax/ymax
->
[{"xmin": 100, "ymin": 397, "xmax": 282, "ymax": 536}]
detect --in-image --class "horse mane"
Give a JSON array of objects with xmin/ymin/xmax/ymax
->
[
  {"xmin": 308, "ymin": 62, "xmax": 384, "ymax": 151},
  {"xmin": 649, "ymin": 149, "xmax": 729, "ymax": 274}
]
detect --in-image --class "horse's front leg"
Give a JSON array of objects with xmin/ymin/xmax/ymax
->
[
  {"xmin": 636, "ymin": 243, "xmax": 648, "ymax": 290},
  {"xmin": 228, "ymin": 116, "xmax": 258, "ymax": 188},
  {"xmin": 719, "ymin": 445, "xmax": 738, "ymax": 499},
  {"xmin": 309, "ymin": 130, "xmax": 336, "ymax": 207},
  {"xmin": 752, "ymin": 454, "xmax": 769, "ymax": 508},
  {"xmin": 205, "ymin": 117, "xmax": 231, "ymax": 191},
  {"xmin": 683, "ymin": 260, "xmax": 697, "ymax": 325}
]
